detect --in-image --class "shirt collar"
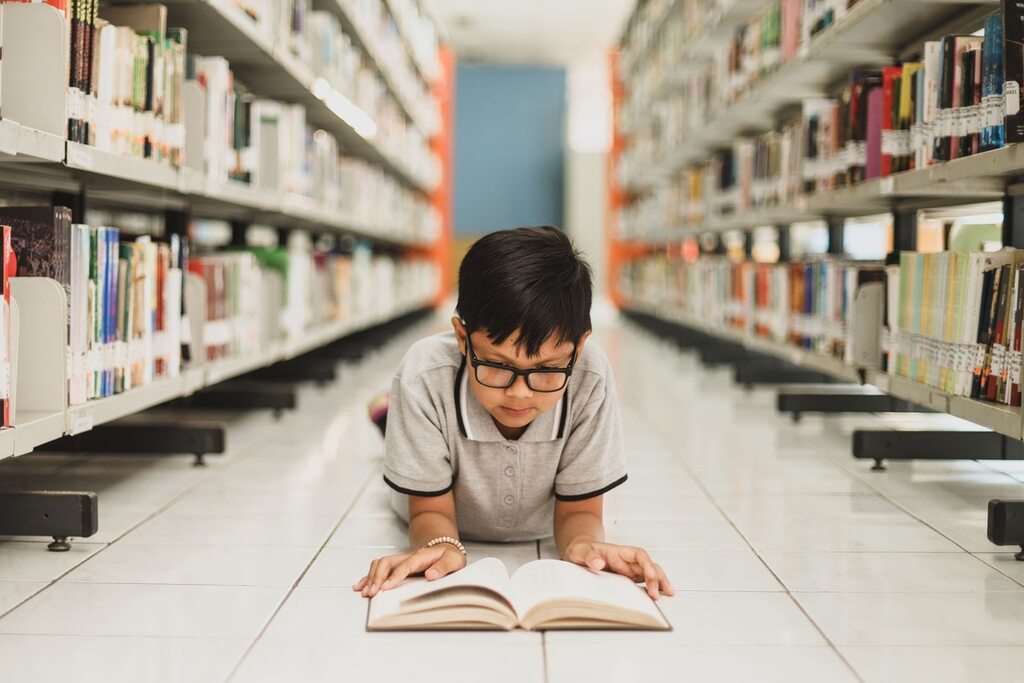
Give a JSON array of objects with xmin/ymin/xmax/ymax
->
[{"xmin": 454, "ymin": 357, "xmax": 569, "ymax": 443}]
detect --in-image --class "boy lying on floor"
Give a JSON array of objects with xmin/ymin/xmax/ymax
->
[{"xmin": 354, "ymin": 226, "xmax": 673, "ymax": 600}]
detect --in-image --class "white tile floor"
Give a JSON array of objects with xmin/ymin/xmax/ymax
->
[{"xmin": 1, "ymin": 311, "xmax": 1024, "ymax": 682}]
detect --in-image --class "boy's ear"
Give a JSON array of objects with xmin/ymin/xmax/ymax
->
[
  {"xmin": 452, "ymin": 317, "xmax": 467, "ymax": 355},
  {"xmin": 575, "ymin": 331, "xmax": 591, "ymax": 357}
]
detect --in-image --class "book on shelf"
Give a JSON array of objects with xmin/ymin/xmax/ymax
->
[
  {"xmin": 1003, "ymin": 0, "xmax": 1024, "ymax": 143},
  {"xmin": 618, "ymin": 3, "xmax": 1024, "ymax": 205},
  {"xmin": 981, "ymin": 12, "xmax": 1004, "ymax": 151},
  {"xmin": 0, "ymin": 206, "xmax": 184, "ymax": 405},
  {"xmin": 60, "ymin": 3, "xmax": 190, "ymax": 165},
  {"xmin": 622, "ymin": 255, "xmax": 887, "ymax": 368},
  {"xmin": 367, "ymin": 558, "xmax": 671, "ymax": 632},
  {"xmin": 889, "ymin": 249, "xmax": 1023, "ymax": 406},
  {"xmin": 187, "ymin": 252, "xmax": 262, "ymax": 363}
]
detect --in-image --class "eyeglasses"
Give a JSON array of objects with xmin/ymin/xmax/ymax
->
[{"xmin": 465, "ymin": 334, "xmax": 576, "ymax": 393}]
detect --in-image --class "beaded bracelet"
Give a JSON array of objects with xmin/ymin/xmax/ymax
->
[{"xmin": 423, "ymin": 536, "xmax": 466, "ymax": 555}]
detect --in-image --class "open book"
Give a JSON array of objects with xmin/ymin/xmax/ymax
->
[{"xmin": 366, "ymin": 557, "xmax": 671, "ymax": 631}]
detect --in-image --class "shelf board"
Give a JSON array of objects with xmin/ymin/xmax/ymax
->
[
  {"xmin": 629, "ymin": 300, "xmax": 1024, "ymax": 438},
  {"xmin": 0, "ymin": 139, "xmax": 429, "ymax": 247},
  {"xmin": 706, "ymin": 202, "xmax": 821, "ymax": 232},
  {"xmin": 620, "ymin": 142, "xmax": 1024, "ymax": 242},
  {"xmin": 203, "ymin": 347, "xmax": 280, "ymax": 387},
  {"xmin": 0, "ymin": 302, "xmax": 431, "ymax": 462},
  {"xmin": 66, "ymin": 142, "xmax": 180, "ymax": 192},
  {"xmin": 744, "ymin": 335, "xmax": 864, "ymax": 383},
  {"xmin": 0, "ymin": 119, "xmax": 65, "ymax": 163},
  {"xmin": 949, "ymin": 396, "xmax": 1023, "ymax": 438},
  {"xmin": 12, "ymin": 411, "xmax": 65, "ymax": 457},
  {"xmin": 864, "ymin": 370, "xmax": 1022, "ymax": 439},
  {"xmin": 0, "ymin": 427, "xmax": 13, "ymax": 460},
  {"xmin": 64, "ymin": 375, "xmax": 188, "ymax": 436},
  {"xmin": 161, "ymin": 0, "xmax": 434, "ymax": 192},
  {"xmin": 628, "ymin": 0, "xmax": 997, "ymax": 188}
]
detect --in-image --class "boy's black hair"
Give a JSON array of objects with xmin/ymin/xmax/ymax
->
[{"xmin": 456, "ymin": 226, "xmax": 592, "ymax": 357}]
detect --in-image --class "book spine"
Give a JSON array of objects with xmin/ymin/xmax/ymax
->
[{"xmin": 1004, "ymin": 0, "xmax": 1024, "ymax": 143}]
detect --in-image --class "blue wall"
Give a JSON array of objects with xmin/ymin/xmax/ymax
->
[{"xmin": 454, "ymin": 64, "xmax": 566, "ymax": 235}]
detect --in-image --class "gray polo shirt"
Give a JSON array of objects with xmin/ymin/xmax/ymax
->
[{"xmin": 382, "ymin": 331, "xmax": 627, "ymax": 542}]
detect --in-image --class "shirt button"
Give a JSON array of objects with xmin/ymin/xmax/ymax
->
[
  {"xmin": 504, "ymin": 495, "xmax": 514, "ymax": 505},
  {"xmin": 507, "ymin": 445, "xmax": 518, "ymax": 454},
  {"xmin": 505, "ymin": 466, "xmax": 515, "ymax": 476}
]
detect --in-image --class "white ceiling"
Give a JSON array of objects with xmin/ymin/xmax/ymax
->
[{"xmin": 428, "ymin": 0, "xmax": 636, "ymax": 66}]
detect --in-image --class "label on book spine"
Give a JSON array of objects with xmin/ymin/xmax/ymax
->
[
  {"xmin": 67, "ymin": 87, "xmax": 85, "ymax": 121},
  {"xmin": 1005, "ymin": 82, "xmax": 1021, "ymax": 116}
]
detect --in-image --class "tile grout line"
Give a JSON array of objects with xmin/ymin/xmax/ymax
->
[
  {"xmin": 223, "ymin": 461, "xmax": 383, "ymax": 683},
  {"xmin": 0, "ymin": 413, "xmax": 304, "ymax": 622},
  {"xmin": 217, "ymin": 317, "xmax": 442, "ymax": 680},
  {"xmin": 536, "ymin": 539, "xmax": 551, "ymax": 683},
  {"xmin": 794, "ymin": 416, "xmax": 1024, "ymax": 589},
  {"xmin": 828, "ymin": 457, "xmax": 1024, "ymax": 590},
  {"xmin": 620, "ymin": 328, "xmax": 868, "ymax": 683}
]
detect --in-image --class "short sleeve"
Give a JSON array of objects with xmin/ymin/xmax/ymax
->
[
  {"xmin": 382, "ymin": 374, "xmax": 454, "ymax": 496},
  {"xmin": 554, "ymin": 368, "xmax": 628, "ymax": 501}
]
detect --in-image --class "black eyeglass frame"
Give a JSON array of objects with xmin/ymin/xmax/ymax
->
[{"xmin": 464, "ymin": 333, "xmax": 577, "ymax": 393}]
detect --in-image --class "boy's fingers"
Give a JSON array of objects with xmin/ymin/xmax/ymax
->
[
  {"xmin": 352, "ymin": 575, "xmax": 368, "ymax": 591},
  {"xmin": 425, "ymin": 549, "xmax": 463, "ymax": 580},
  {"xmin": 604, "ymin": 553, "xmax": 633, "ymax": 578},
  {"xmin": 360, "ymin": 559, "xmax": 381, "ymax": 596},
  {"xmin": 641, "ymin": 560, "xmax": 659, "ymax": 599},
  {"xmin": 382, "ymin": 550, "xmax": 439, "ymax": 589},
  {"xmin": 367, "ymin": 558, "xmax": 396, "ymax": 597},
  {"xmin": 655, "ymin": 563, "xmax": 675, "ymax": 596},
  {"xmin": 583, "ymin": 547, "xmax": 605, "ymax": 571},
  {"xmin": 567, "ymin": 542, "xmax": 605, "ymax": 571}
]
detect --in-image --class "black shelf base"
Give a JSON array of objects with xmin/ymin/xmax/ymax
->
[
  {"xmin": 36, "ymin": 420, "xmax": 226, "ymax": 468},
  {"xmin": 778, "ymin": 385, "xmax": 925, "ymax": 422},
  {"xmin": 699, "ymin": 344, "xmax": 760, "ymax": 367},
  {"xmin": 0, "ymin": 491, "xmax": 98, "ymax": 551},
  {"xmin": 854, "ymin": 429, "xmax": 1024, "ymax": 471},
  {"xmin": 988, "ymin": 500, "xmax": 1024, "ymax": 561},
  {"xmin": 178, "ymin": 380, "xmax": 297, "ymax": 420},
  {"xmin": 733, "ymin": 360, "xmax": 837, "ymax": 388},
  {"xmin": 248, "ymin": 357, "xmax": 337, "ymax": 385}
]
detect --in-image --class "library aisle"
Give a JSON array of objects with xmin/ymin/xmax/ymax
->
[{"xmin": 0, "ymin": 308, "xmax": 1021, "ymax": 682}]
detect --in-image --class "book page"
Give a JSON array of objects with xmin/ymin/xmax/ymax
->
[
  {"xmin": 510, "ymin": 559, "xmax": 668, "ymax": 629},
  {"xmin": 367, "ymin": 557, "xmax": 515, "ymax": 628}
]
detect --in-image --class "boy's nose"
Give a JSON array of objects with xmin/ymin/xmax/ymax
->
[{"xmin": 505, "ymin": 374, "xmax": 533, "ymax": 398}]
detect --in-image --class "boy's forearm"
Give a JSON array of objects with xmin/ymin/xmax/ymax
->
[
  {"xmin": 554, "ymin": 510, "xmax": 605, "ymax": 558},
  {"xmin": 408, "ymin": 510, "xmax": 460, "ymax": 549}
]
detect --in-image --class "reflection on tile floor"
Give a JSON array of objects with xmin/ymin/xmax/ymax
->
[{"xmin": 0, "ymin": 311, "xmax": 1022, "ymax": 682}]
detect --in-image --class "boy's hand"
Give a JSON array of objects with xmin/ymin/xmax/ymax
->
[
  {"xmin": 564, "ymin": 538, "xmax": 675, "ymax": 600},
  {"xmin": 352, "ymin": 544, "xmax": 468, "ymax": 598}
]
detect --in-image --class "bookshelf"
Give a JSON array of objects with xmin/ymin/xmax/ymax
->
[
  {"xmin": 612, "ymin": 0, "xmax": 1024, "ymax": 443},
  {"xmin": 618, "ymin": 0, "xmax": 681, "ymax": 78},
  {"xmin": 622, "ymin": 0, "xmax": 996, "ymax": 190},
  {"xmin": 0, "ymin": 0, "xmax": 452, "ymax": 470},
  {"xmin": 628, "ymin": 291, "xmax": 1024, "ymax": 439},
  {"xmin": 130, "ymin": 0, "xmax": 437, "ymax": 192},
  {"xmin": 8, "ymin": 271, "xmax": 433, "ymax": 459}
]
